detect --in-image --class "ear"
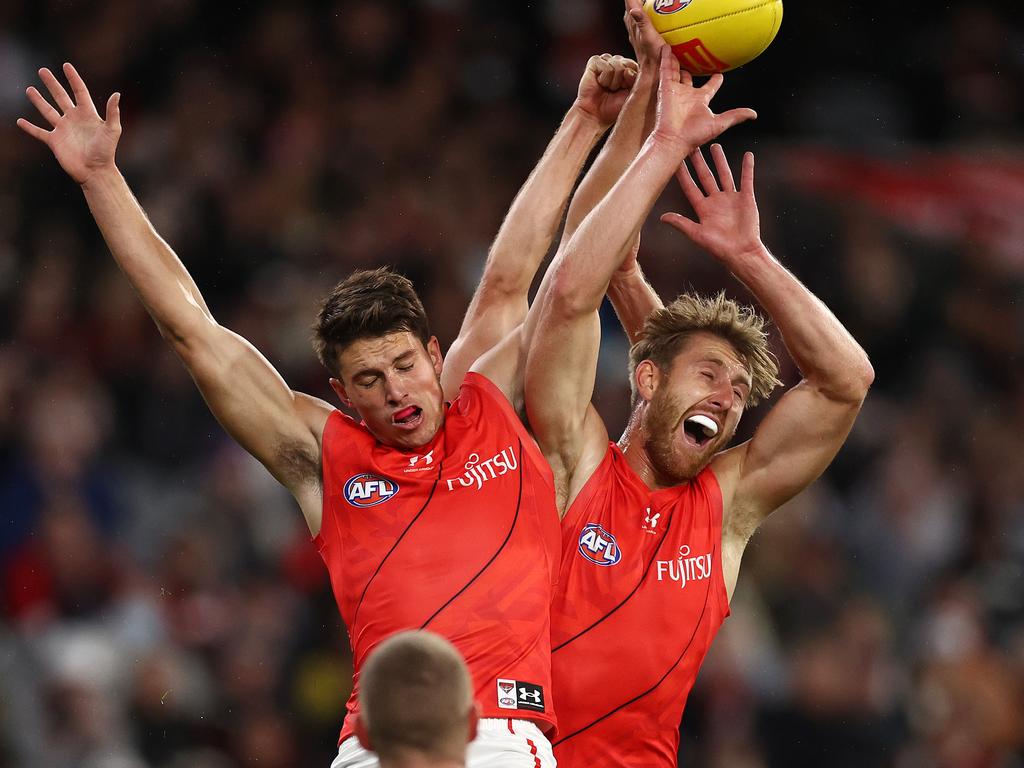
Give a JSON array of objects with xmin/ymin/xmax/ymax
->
[
  {"xmin": 427, "ymin": 336, "xmax": 443, "ymax": 377},
  {"xmin": 634, "ymin": 360, "xmax": 660, "ymax": 404},
  {"xmin": 329, "ymin": 377, "xmax": 352, "ymax": 408},
  {"xmin": 354, "ymin": 713, "xmax": 373, "ymax": 751},
  {"xmin": 467, "ymin": 701, "xmax": 481, "ymax": 743}
]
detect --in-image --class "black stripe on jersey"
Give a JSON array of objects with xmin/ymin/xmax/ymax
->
[
  {"xmin": 551, "ymin": 558, "xmax": 715, "ymax": 748},
  {"xmin": 420, "ymin": 439, "xmax": 524, "ymax": 630},
  {"xmin": 351, "ymin": 460, "xmax": 444, "ymax": 630},
  {"xmin": 552, "ymin": 514, "xmax": 674, "ymax": 653}
]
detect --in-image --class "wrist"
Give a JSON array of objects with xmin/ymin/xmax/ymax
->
[
  {"xmin": 610, "ymin": 264, "xmax": 642, "ymax": 286},
  {"xmin": 568, "ymin": 101, "xmax": 613, "ymax": 132},
  {"xmin": 720, "ymin": 241, "xmax": 774, "ymax": 272},
  {"xmin": 80, "ymin": 163, "xmax": 121, "ymax": 192},
  {"xmin": 641, "ymin": 132, "xmax": 691, "ymax": 170}
]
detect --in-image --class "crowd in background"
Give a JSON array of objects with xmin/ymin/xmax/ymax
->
[{"xmin": 1, "ymin": 1, "xmax": 1022, "ymax": 766}]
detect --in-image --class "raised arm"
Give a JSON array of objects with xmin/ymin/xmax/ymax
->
[
  {"xmin": 663, "ymin": 145, "xmax": 874, "ymax": 544},
  {"xmin": 525, "ymin": 50, "xmax": 756, "ymax": 510},
  {"xmin": 442, "ymin": 54, "xmax": 637, "ymax": 401},
  {"xmin": 18, "ymin": 64, "xmax": 331, "ymax": 534},
  {"xmin": 560, "ymin": 0, "xmax": 667, "ymax": 344}
]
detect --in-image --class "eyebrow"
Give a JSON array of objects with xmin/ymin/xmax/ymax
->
[
  {"xmin": 352, "ymin": 350, "xmax": 415, "ymax": 381},
  {"xmin": 699, "ymin": 357, "xmax": 752, "ymax": 388}
]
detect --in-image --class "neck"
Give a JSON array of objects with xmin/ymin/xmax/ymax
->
[{"xmin": 618, "ymin": 406, "xmax": 676, "ymax": 491}]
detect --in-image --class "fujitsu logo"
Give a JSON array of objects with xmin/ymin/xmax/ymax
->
[
  {"xmin": 445, "ymin": 447, "xmax": 517, "ymax": 492},
  {"xmin": 656, "ymin": 545, "xmax": 712, "ymax": 589}
]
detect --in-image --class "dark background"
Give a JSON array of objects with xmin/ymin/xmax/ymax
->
[{"xmin": 1, "ymin": 1, "xmax": 1022, "ymax": 766}]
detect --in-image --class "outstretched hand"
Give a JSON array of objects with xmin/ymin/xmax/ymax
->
[
  {"xmin": 651, "ymin": 47, "xmax": 755, "ymax": 155},
  {"xmin": 17, "ymin": 63, "xmax": 121, "ymax": 186},
  {"xmin": 661, "ymin": 144, "xmax": 763, "ymax": 262},
  {"xmin": 575, "ymin": 54, "xmax": 639, "ymax": 128},
  {"xmin": 623, "ymin": 0, "xmax": 666, "ymax": 70}
]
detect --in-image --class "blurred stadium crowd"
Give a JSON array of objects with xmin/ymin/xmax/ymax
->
[{"xmin": 1, "ymin": 1, "xmax": 1022, "ymax": 767}]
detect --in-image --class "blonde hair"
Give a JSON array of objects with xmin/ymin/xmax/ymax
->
[{"xmin": 629, "ymin": 292, "xmax": 781, "ymax": 406}]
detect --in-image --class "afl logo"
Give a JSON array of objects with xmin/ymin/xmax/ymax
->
[
  {"xmin": 344, "ymin": 474, "xmax": 399, "ymax": 507},
  {"xmin": 653, "ymin": 0, "xmax": 693, "ymax": 13},
  {"xmin": 578, "ymin": 523, "xmax": 622, "ymax": 566}
]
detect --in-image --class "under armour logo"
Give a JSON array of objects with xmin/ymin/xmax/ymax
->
[
  {"xmin": 643, "ymin": 508, "xmax": 661, "ymax": 534},
  {"xmin": 519, "ymin": 688, "xmax": 541, "ymax": 703},
  {"xmin": 409, "ymin": 449, "xmax": 434, "ymax": 467}
]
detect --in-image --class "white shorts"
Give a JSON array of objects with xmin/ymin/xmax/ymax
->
[{"xmin": 331, "ymin": 718, "xmax": 556, "ymax": 768}]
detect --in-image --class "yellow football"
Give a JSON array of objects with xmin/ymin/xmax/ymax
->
[{"xmin": 643, "ymin": 0, "xmax": 783, "ymax": 74}]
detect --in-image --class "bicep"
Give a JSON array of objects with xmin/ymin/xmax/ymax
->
[
  {"xmin": 725, "ymin": 381, "xmax": 865, "ymax": 533},
  {"xmin": 524, "ymin": 300, "xmax": 603, "ymax": 491},
  {"xmin": 175, "ymin": 324, "xmax": 329, "ymax": 491}
]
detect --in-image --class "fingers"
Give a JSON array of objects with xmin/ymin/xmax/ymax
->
[
  {"xmin": 740, "ymin": 151, "xmax": 755, "ymax": 193},
  {"xmin": 690, "ymin": 146, "xmax": 719, "ymax": 194},
  {"xmin": 674, "ymin": 160, "xmax": 705, "ymax": 207},
  {"xmin": 659, "ymin": 46, "xmax": 679, "ymax": 86},
  {"xmin": 710, "ymin": 143, "xmax": 735, "ymax": 191},
  {"xmin": 701, "ymin": 73, "xmax": 724, "ymax": 98},
  {"xmin": 595, "ymin": 55, "xmax": 638, "ymax": 91},
  {"xmin": 25, "ymin": 86, "xmax": 61, "ymax": 127},
  {"xmin": 62, "ymin": 62, "xmax": 94, "ymax": 112},
  {"xmin": 38, "ymin": 67, "xmax": 74, "ymax": 113},
  {"xmin": 16, "ymin": 117, "xmax": 51, "ymax": 144},
  {"xmin": 105, "ymin": 92, "xmax": 121, "ymax": 131}
]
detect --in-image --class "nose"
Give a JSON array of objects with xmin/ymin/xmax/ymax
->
[
  {"xmin": 382, "ymin": 374, "xmax": 407, "ymax": 405},
  {"xmin": 708, "ymin": 382, "xmax": 733, "ymax": 411}
]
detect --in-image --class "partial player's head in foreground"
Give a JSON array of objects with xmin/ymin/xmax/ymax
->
[
  {"xmin": 628, "ymin": 291, "xmax": 781, "ymax": 483},
  {"xmin": 356, "ymin": 631, "xmax": 478, "ymax": 767},
  {"xmin": 314, "ymin": 267, "xmax": 445, "ymax": 450}
]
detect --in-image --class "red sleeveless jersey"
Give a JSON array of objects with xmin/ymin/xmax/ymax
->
[
  {"xmin": 315, "ymin": 372, "xmax": 560, "ymax": 744},
  {"xmin": 550, "ymin": 443, "xmax": 729, "ymax": 767}
]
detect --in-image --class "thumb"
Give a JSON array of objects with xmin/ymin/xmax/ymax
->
[
  {"xmin": 660, "ymin": 212, "xmax": 701, "ymax": 242},
  {"xmin": 105, "ymin": 92, "xmax": 121, "ymax": 131},
  {"xmin": 712, "ymin": 107, "xmax": 757, "ymax": 136}
]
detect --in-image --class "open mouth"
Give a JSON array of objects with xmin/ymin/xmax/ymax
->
[
  {"xmin": 682, "ymin": 414, "xmax": 718, "ymax": 449},
  {"xmin": 392, "ymin": 405, "xmax": 423, "ymax": 430}
]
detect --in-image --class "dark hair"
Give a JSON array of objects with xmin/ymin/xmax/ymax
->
[{"xmin": 313, "ymin": 268, "xmax": 431, "ymax": 377}]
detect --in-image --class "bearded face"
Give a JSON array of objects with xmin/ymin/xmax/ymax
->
[{"xmin": 640, "ymin": 332, "xmax": 751, "ymax": 484}]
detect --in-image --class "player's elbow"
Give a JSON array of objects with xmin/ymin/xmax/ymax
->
[
  {"xmin": 825, "ymin": 355, "xmax": 875, "ymax": 405},
  {"xmin": 547, "ymin": 268, "xmax": 600, "ymax": 320}
]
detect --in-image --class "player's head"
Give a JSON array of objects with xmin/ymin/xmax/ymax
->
[
  {"xmin": 314, "ymin": 268, "xmax": 445, "ymax": 450},
  {"xmin": 629, "ymin": 292, "xmax": 780, "ymax": 483},
  {"xmin": 355, "ymin": 630, "xmax": 478, "ymax": 767}
]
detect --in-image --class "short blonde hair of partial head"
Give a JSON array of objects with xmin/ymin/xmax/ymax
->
[{"xmin": 628, "ymin": 292, "xmax": 781, "ymax": 407}]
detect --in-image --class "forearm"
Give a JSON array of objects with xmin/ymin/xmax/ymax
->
[
  {"xmin": 730, "ymin": 245, "xmax": 874, "ymax": 399},
  {"xmin": 552, "ymin": 136, "xmax": 682, "ymax": 315},
  {"xmin": 562, "ymin": 71, "xmax": 657, "ymax": 240},
  {"xmin": 81, "ymin": 167, "xmax": 215, "ymax": 344},
  {"xmin": 607, "ymin": 258, "xmax": 663, "ymax": 345},
  {"xmin": 480, "ymin": 105, "xmax": 607, "ymax": 297}
]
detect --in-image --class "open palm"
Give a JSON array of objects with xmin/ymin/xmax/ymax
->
[
  {"xmin": 662, "ymin": 144, "xmax": 763, "ymax": 262},
  {"xmin": 17, "ymin": 63, "xmax": 121, "ymax": 185}
]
